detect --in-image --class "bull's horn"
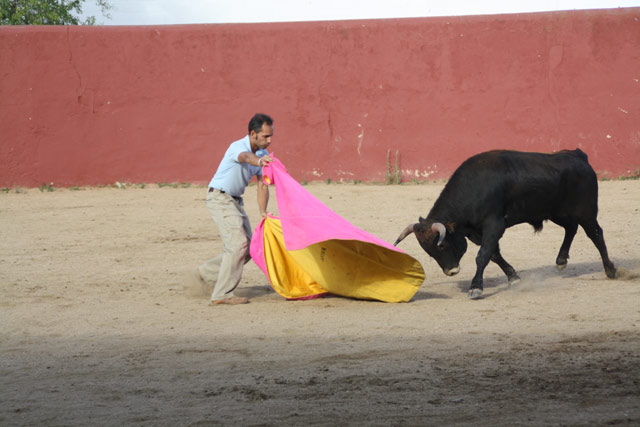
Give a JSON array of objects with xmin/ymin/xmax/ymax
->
[
  {"xmin": 394, "ymin": 224, "xmax": 416, "ymax": 246},
  {"xmin": 432, "ymin": 222, "xmax": 446, "ymax": 246}
]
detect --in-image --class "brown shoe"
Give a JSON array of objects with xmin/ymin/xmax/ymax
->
[{"xmin": 210, "ymin": 296, "xmax": 249, "ymax": 305}]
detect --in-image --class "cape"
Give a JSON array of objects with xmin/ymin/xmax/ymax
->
[{"xmin": 249, "ymin": 157, "xmax": 425, "ymax": 303}]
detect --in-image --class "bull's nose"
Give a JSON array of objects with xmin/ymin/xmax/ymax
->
[{"xmin": 444, "ymin": 266, "xmax": 460, "ymax": 276}]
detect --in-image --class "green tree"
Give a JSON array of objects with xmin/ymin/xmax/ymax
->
[{"xmin": 0, "ymin": 0, "xmax": 111, "ymax": 25}]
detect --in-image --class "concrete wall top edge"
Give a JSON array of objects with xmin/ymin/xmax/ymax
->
[{"xmin": 1, "ymin": 6, "xmax": 638, "ymax": 34}]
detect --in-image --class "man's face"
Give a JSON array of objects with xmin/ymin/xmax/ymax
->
[{"xmin": 251, "ymin": 123, "xmax": 273, "ymax": 151}]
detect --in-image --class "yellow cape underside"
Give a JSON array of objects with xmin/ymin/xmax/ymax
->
[{"xmin": 262, "ymin": 217, "xmax": 425, "ymax": 303}]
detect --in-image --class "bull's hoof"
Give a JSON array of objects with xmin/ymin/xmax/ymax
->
[
  {"xmin": 467, "ymin": 288, "xmax": 483, "ymax": 300},
  {"xmin": 508, "ymin": 275, "xmax": 521, "ymax": 287},
  {"xmin": 606, "ymin": 267, "xmax": 617, "ymax": 279},
  {"xmin": 556, "ymin": 255, "xmax": 568, "ymax": 271}
]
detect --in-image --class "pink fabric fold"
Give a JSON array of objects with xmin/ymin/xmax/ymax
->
[
  {"xmin": 250, "ymin": 155, "xmax": 412, "ymax": 283},
  {"xmin": 259, "ymin": 157, "xmax": 402, "ymax": 252}
]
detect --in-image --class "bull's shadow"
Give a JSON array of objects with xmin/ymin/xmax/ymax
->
[{"xmin": 443, "ymin": 259, "xmax": 639, "ymax": 299}]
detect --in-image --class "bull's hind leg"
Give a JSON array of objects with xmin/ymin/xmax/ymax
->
[
  {"xmin": 580, "ymin": 219, "xmax": 617, "ymax": 279},
  {"xmin": 490, "ymin": 244, "xmax": 520, "ymax": 285},
  {"xmin": 551, "ymin": 217, "xmax": 578, "ymax": 270}
]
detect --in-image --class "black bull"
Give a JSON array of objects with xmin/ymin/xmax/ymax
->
[{"xmin": 394, "ymin": 149, "xmax": 617, "ymax": 299}]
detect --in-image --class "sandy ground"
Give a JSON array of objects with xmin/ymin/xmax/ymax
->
[{"xmin": 1, "ymin": 180, "xmax": 639, "ymax": 426}]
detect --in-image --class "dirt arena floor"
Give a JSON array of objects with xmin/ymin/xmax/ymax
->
[{"xmin": 1, "ymin": 180, "xmax": 639, "ymax": 426}]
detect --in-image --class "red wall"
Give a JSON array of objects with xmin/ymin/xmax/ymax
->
[{"xmin": 1, "ymin": 8, "xmax": 639, "ymax": 187}]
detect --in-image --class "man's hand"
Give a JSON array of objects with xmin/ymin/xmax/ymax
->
[{"xmin": 259, "ymin": 154, "xmax": 273, "ymax": 167}]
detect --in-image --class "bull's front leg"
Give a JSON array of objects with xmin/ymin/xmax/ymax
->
[
  {"xmin": 490, "ymin": 245, "xmax": 520, "ymax": 285},
  {"xmin": 469, "ymin": 219, "xmax": 505, "ymax": 300},
  {"xmin": 469, "ymin": 247, "xmax": 491, "ymax": 299}
]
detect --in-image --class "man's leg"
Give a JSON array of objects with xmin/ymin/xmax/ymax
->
[
  {"xmin": 199, "ymin": 254, "xmax": 222, "ymax": 285},
  {"xmin": 207, "ymin": 194, "xmax": 251, "ymax": 302}
]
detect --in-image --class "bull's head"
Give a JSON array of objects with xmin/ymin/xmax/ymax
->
[{"xmin": 394, "ymin": 217, "xmax": 467, "ymax": 276}]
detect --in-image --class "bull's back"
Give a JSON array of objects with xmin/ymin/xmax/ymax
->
[{"xmin": 438, "ymin": 149, "xmax": 598, "ymax": 226}]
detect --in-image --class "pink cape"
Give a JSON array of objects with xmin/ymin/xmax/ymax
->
[{"xmin": 249, "ymin": 156, "xmax": 425, "ymax": 302}]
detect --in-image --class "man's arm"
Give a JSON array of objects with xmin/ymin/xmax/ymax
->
[
  {"xmin": 237, "ymin": 152, "xmax": 273, "ymax": 167},
  {"xmin": 237, "ymin": 151, "xmax": 272, "ymax": 217},
  {"xmin": 257, "ymin": 178, "xmax": 269, "ymax": 218}
]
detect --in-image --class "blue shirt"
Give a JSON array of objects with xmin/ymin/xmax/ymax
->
[{"xmin": 208, "ymin": 135, "xmax": 267, "ymax": 197}]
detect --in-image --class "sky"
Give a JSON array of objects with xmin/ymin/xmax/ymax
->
[{"xmin": 81, "ymin": 0, "xmax": 640, "ymax": 25}]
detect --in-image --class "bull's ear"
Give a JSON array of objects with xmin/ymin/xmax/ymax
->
[
  {"xmin": 446, "ymin": 222, "xmax": 456, "ymax": 233},
  {"xmin": 418, "ymin": 216, "xmax": 427, "ymax": 223}
]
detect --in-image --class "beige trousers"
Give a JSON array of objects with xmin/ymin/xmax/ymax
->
[{"xmin": 199, "ymin": 189, "xmax": 252, "ymax": 301}]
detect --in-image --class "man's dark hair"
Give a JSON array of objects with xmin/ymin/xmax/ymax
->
[{"xmin": 248, "ymin": 113, "xmax": 273, "ymax": 134}]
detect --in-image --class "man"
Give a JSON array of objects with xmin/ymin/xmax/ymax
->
[{"xmin": 197, "ymin": 113, "xmax": 274, "ymax": 305}]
